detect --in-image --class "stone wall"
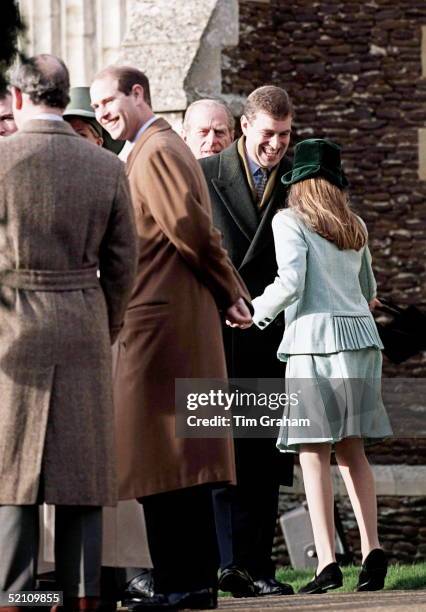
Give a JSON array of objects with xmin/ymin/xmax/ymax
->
[
  {"xmin": 275, "ymin": 491, "xmax": 426, "ymax": 566},
  {"xmin": 223, "ymin": 0, "xmax": 426, "ymax": 379},
  {"xmin": 225, "ymin": 2, "xmax": 426, "ymax": 562}
]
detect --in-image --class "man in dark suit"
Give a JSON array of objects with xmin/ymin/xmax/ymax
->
[{"xmin": 199, "ymin": 86, "xmax": 295, "ymax": 598}]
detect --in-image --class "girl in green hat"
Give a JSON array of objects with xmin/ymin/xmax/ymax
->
[{"xmin": 250, "ymin": 139, "xmax": 392, "ymax": 594}]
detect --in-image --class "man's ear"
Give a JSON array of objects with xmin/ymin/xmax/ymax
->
[
  {"xmin": 11, "ymin": 86, "xmax": 23, "ymax": 111},
  {"xmin": 132, "ymin": 83, "xmax": 145, "ymax": 104},
  {"xmin": 240, "ymin": 114, "xmax": 248, "ymax": 136}
]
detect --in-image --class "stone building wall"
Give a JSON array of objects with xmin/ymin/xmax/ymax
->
[
  {"xmin": 275, "ymin": 491, "xmax": 426, "ymax": 566},
  {"xmin": 222, "ymin": 0, "xmax": 426, "ymax": 380}
]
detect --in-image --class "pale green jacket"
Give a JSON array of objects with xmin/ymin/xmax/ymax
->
[{"xmin": 252, "ymin": 209, "xmax": 383, "ymax": 361}]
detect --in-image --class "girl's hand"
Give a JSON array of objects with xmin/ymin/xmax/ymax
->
[{"xmin": 369, "ymin": 298, "xmax": 382, "ymax": 312}]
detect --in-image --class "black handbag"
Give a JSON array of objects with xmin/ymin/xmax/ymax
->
[{"xmin": 375, "ymin": 298, "xmax": 426, "ymax": 364}]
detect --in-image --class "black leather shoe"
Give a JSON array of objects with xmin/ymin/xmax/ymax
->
[
  {"xmin": 125, "ymin": 587, "xmax": 217, "ymax": 610},
  {"xmin": 299, "ymin": 562, "xmax": 343, "ymax": 594},
  {"xmin": 253, "ymin": 577, "xmax": 294, "ymax": 596},
  {"xmin": 357, "ymin": 548, "xmax": 387, "ymax": 592},
  {"xmin": 124, "ymin": 570, "xmax": 155, "ymax": 600},
  {"xmin": 218, "ymin": 567, "xmax": 256, "ymax": 597}
]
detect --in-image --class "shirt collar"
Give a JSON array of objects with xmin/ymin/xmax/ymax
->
[
  {"xmin": 131, "ymin": 115, "xmax": 158, "ymax": 144},
  {"xmin": 119, "ymin": 115, "xmax": 159, "ymax": 162},
  {"xmin": 32, "ymin": 113, "xmax": 64, "ymax": 122},
  {"xmin": 244, "ymin": 143, "xmax": 270, "ymax": 177}
]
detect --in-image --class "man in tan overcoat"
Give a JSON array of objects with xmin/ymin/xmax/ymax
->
[
  {"xmin": 0, "ymin": 55, "xmax": 137, "ymax": 612},
  {"xmin": 90, "ymin": 66, "xmax": 252, "ymax": 611}
]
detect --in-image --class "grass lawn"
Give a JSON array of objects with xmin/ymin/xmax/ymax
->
[
  {"xmin": 275, "ymin": 562, "xmax": 426, "ymax": 593},
  {"xmin": 219, "ymin": 563, "xmax": 426, "ymax": 596}
]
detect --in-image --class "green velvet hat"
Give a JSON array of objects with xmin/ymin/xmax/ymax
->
[
  {"xmin": 281, "ymin": 138, "xmax": 348, "ymax": 189},
  {"xmin": 63, "ymin": 86, "xmax": 124, "ymax": 154},
  {"xmin": 63, "ymin": 87, "xmax": 103, "ymax": 137}
]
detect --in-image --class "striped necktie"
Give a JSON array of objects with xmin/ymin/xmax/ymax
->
[{"xmin": 254, "ymin": 167, "xmax": 269, "ymax": 203}]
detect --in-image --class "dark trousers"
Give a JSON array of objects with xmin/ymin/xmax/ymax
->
[
  {"xmin": 0, "ymin": 505, "xmax": 102, "ymax": 605},
  {"xmin": 142, "ymin": 485, "xmax": 219, "ymax": 594},
  {"xmin": 217, "ymin": 325, "xmax": 294, "ymax": 579},
  {"xmin": 212, "ymin": 438, "xmax": 288, "ymax": 579}
]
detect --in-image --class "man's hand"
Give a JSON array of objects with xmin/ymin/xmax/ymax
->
[
  {"xmin": 225, "ymin": 298, "xmax": 253, "ymax": 329},
  {"xmin": 369, "ymin": 297, "xmax": 382, "ymax": 312}
]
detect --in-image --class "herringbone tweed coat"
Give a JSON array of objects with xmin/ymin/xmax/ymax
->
[{"xmin": 0, "ymin": 119, "xmax": 137, "ymax": 505}]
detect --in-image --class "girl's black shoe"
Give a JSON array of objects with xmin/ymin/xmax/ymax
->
[
  {"xmin": 298, "ymin": 562, "xmax": 343, "ymax": 594},
  {"xmin": 357, "ymin": 548, "xmax": 387, "ymax": 591}
]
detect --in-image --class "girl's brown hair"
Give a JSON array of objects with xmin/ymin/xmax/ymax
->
[{"xmin": 287, "ymin": 178, "xmax": 367, "ymax": 251}]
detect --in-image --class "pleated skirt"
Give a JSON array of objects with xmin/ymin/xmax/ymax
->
[{"xmin": 277, "ymin": 348, "xmax": 393, "ymax": 453}]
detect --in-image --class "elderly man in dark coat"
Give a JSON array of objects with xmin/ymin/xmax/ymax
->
[{"xmin": 0, "ymin": 55, "xmax": 137, "ymax": 612}]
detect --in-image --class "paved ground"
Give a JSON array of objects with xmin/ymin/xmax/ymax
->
[
  {"xmin": 119, "ymin": 589, "xmax": 426, "ymax": 611},
  {"xmin": 217, "ymin": 589, "xmax": 426, "ymax": 610}
]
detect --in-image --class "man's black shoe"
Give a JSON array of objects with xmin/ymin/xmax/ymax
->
[
  {"xmin": 125, "ymin": 587, "xmax": 217, "ymax": 610},
  {"xmin": 124, "ymin": 570, "xmax": 155, "ymax": 599},
  {"xmin": 218, "ymin": 566, "xmax": 256, "ymax": 598},
  {"xmin": 253, "ymin": 577, "xmax": 294, "ymax": 596}
]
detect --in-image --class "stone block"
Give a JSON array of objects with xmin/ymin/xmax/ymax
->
[{"xmin": 119, "ymin": 0, "xmax": 239, "ymax": 111}]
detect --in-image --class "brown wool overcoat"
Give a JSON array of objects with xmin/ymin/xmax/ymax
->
[
  {"xmin": 0, "ymin": 120, "xmax": 137, "ymax": 506},
  {"xmin": 114, "ymin": 118, "xmax": 251, "ymax": 499}
]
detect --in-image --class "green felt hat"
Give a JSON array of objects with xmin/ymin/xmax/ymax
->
[
  {"xmin": 63, "ymin": 87, "xmax": 124, "ymax": 154},
  {"xmin": 63, "ymin": 87, "xmax": 102, "ymax": 137},
  {"xmin": 281, "ymin": 138, "xmax": 348, "ymax": 189}
]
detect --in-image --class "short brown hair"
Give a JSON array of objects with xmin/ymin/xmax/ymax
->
[
  {"xmin": 94, "ymin": 65, "xmax": 151, "ymax": 107},
  {"xmin": 243, "ymin": 85, "xmax": 293, "ymax": 123}
]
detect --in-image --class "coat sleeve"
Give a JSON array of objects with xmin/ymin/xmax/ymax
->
[
  {"xmin": 357, "ymin": 218, "xmax": 377, "ymax": 302},
  {"xmin": 140, "ymin": 146, "xmax": 250, "ymax": 310},
  {"xmin": 99, "ymin": 163, "xmax": 138, "ymax": 343},
  {"xmin": 252, "ymin": 212, "xmax": 307, "ymax": 328},
  {"xmin": 359, "ymin": 245, "xmax": 377, "ymax": 302}
]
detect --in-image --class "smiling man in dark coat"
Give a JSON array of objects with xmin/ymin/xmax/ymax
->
[{"xmin": 199, "ymin": 86, "xmax": 295, "ymax": 598}]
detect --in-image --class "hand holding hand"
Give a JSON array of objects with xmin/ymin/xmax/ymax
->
[
  {"xmin": 225, "ymin": 298, "xmax": 253, "ymax": 329},
  {"xmin": 369, "ymin": 297, "xmax": 382, "ymax": 312}
]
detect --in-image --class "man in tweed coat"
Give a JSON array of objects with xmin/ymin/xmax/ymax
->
[{"xmin": 0, "ymin": 55, "xmax": 137, "ymax": 611}]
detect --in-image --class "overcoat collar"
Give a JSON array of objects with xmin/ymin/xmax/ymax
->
[
  {"xmin": 20, "ymin": 119, "xmax": 78, "ymax": 137},
  {"xmin": 125, "ymin": 117, "xmax": 170, "ymax": 174},
  {"xmin": 212, "ymin": 142, "xmax": 290, "ymax": 269},
  {"xmin": 212, "ymin": 141, "xmax": 259, "ymax": 242}
]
